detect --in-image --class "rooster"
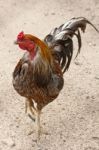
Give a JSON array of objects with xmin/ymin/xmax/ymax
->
[{"xmin": 13, "ymin": 17, "xmax": 98, "ymax": 139}]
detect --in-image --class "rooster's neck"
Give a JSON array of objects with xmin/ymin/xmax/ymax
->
[
  {"xmin": 25, "ymin": 34, "xmax": 52, "ymax": 64},
  {"xmin": 29, "ymin": 48, "xmax": 37, "ymax": 60}
]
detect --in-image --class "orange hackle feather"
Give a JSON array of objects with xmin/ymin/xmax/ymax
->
[{"xmin": 25, "ymin": 34, "xmax": 52, "ymax": 64}]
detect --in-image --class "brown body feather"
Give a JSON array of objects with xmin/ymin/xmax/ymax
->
[{"xmin": 13, "ymin": 51, "xmax": 64, "ymax": 110}]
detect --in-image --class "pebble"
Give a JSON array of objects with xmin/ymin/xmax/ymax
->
[
  {"xmin": 74, "ymin": 61, "xmax": 82, "ymax": 66},
  {"xmin": 51, "ymin": 12, "xmax": 55, "ymax": 15},
  {"xmin": 95, "ymin": 76, "xmax": 99, "ymax": 80}
]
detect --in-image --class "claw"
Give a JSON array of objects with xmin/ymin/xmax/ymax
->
[{"xmin": 28, "ymin": 114, "xmax": 35, "ymax": 122}]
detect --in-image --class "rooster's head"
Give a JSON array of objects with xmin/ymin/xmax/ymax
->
[{"xmin": 15, "ymin": 31, "xmax": 52, "ymax": 62}]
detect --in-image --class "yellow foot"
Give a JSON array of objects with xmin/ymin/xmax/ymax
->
[{"xmin": 37, "ymin": 126, "xmax": 49, "ymax": 141}]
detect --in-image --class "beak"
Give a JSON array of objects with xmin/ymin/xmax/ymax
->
[{"xmin": 14, "ymin": 40, "xmax": 18, "ymax": 44}]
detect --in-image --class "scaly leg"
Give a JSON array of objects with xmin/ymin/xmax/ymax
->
[
  {"xmin": 36, "ymin": 110, "xmax": 48, "ymax": 140},
  {"xmin": 36, "ymin": 110, "xmax": 41, "ymax": 140},
  {"xmin": 25, "ymin": 99, "xmax": 44, "ymax": 139},
  {"xmin": 25, "ymin": 98, "xmax": 36, "ymax": 121},
  {"xmin": 25, "ymin": 99, "xmax": 28, "ymax": 114}
]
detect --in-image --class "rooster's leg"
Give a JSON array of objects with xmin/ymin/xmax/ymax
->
[
  {"xmin": 25, "ymin": 98, "xmax": 36, "ymax": 121},
  {"xmin": 36, "ymin": 110, "xmax": 41, "ymax": 140},
  {"xmin": 25, "ymin": 99, "xmax": 28, "ymax": 113},
  {"xmin": 35, "ymin": 109, "xmax": 49, "ymax": 139}
]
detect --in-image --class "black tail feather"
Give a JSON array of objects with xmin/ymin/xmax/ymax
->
[{"xmin": 44, "ymin": 17, "xmax": 99, "ymax": 73}]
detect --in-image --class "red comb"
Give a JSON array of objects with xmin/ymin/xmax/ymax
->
[{"xmin": 17, "ymin": 31, "xmax": 25, "ymax": 40}]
